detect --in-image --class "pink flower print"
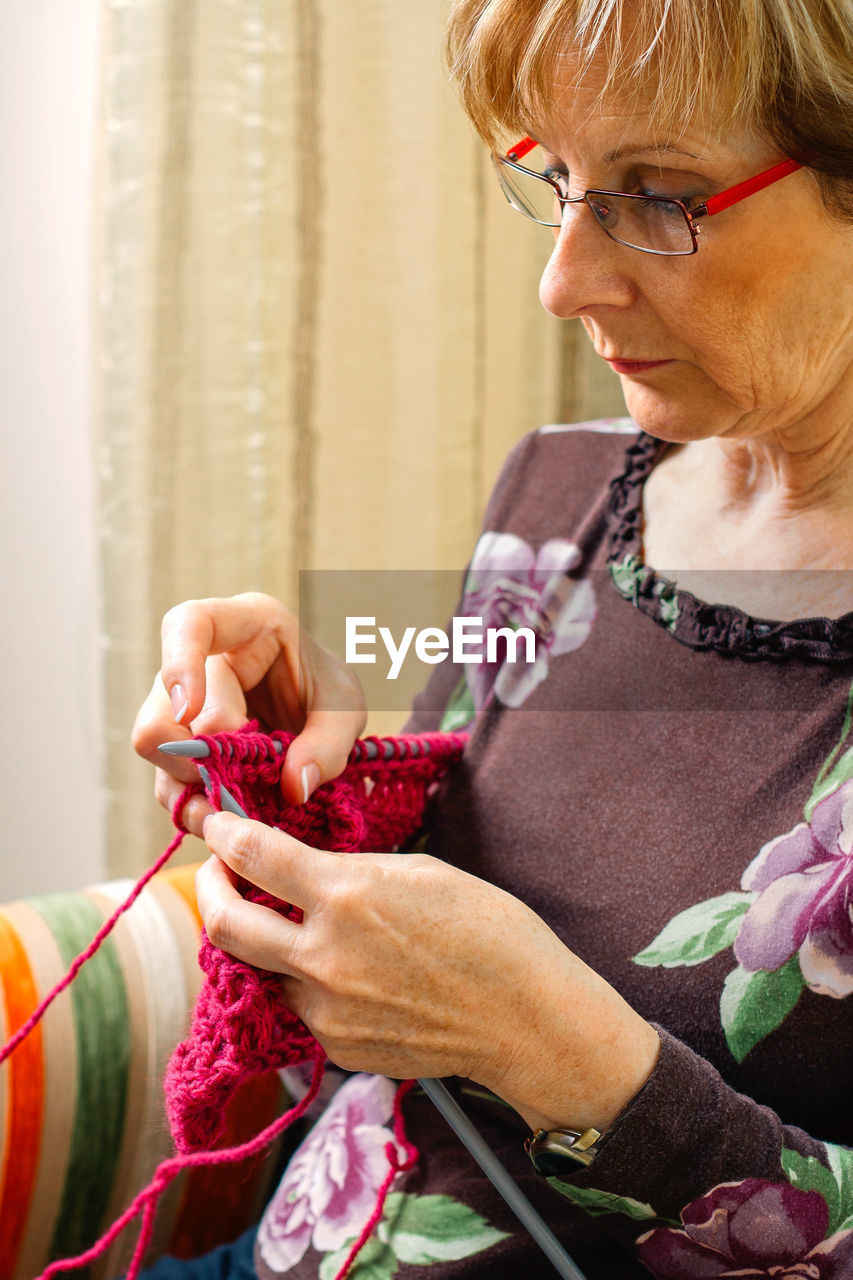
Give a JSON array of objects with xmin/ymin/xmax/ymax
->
[
  {"xmin": 257, "ymin": 1073, "xmax": 403, "ymax": 1271},
  {"xmin": 734, "ymin": 781, "xmax": 853, "ymax": 998},
  {"xmin": 637, "ymin": 1179, "xmax": 853, "ymax": 1278},
  {"xmin": 460, "ymin": 532, "xmax": 596, "ymax": 711}
]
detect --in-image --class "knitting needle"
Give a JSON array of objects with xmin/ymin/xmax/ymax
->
[
  {"xmin": 159, "ymin": 740, "xmax": 284, "ymax": 759},
  {"xmin": 418, "ymin": 1079, "xmax": 588, "ymax": 1280},
  {"xmin": 158, "ymin": 743, "xmax": 587, "ymax": 1280},
  {"xmin": 160, "ymin": 738, "xmax": 428, "ymax": 763}
]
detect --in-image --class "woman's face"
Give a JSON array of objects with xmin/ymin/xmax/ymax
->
[{"xmin": 535, "ymin": 85, "xmax": 853, "ymax": 448}]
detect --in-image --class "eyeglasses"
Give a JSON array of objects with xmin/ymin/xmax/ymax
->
[{"xmin": 492, "ymin": 137, "xmax": 802, "ymax": 256}]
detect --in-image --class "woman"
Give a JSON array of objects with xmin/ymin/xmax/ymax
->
[{"xmin": 133, "ymin": 0, "xmax": 853, "ymax": 1275}]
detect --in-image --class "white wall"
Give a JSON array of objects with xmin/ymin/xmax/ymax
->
[{"xmin": 0, "ymin": 0, "xmax": 104, "ymax": 897}]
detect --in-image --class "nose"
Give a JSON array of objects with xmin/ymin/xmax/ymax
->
[{"xmin": 538, "ymin": 202, "xmax": 636, "ymax": 319}]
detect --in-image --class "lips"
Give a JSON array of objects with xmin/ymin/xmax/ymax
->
[{"xmin": 604, "ymin": 357, "xmax": 673, "ymax": 374}]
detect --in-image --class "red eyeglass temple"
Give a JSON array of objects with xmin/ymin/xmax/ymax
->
[
  {"xmin": 700, "ymin": 157, "xmax": 802, "ymax": 215},
  {"xmin": 506, "ymin": 137, "xmax": 540, "ymax": 163},
  {"xmin": 504, "ymin": 137, "xmax": 803, "ymax": 218}
]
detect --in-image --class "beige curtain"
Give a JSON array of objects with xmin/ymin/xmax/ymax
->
[{"xmin": 97, "ymin": 0, "xmax": 625, "ymax": 875}]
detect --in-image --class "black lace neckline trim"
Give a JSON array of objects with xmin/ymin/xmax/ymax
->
[{"xmin": 606, "ymin": 431, "xmax": 853, "ymax": 661}]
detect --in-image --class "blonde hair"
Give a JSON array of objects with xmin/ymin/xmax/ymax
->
[{"xmin": 445, "ymin": 0, "xmax": 853, "ymax": 217}]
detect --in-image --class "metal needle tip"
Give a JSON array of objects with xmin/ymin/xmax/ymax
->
[
  {"xmin": 195, "ymin": 765, "xmax": 249, "ymax": 818},
  {"xmin": 158, "ymin": 740, "xmax": 211, "ymax": 758}
]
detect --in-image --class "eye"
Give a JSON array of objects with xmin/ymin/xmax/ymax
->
[
  {"xmin": 634, "ymin": 190, "xmax": 694, "ymax": 219},
  {"xmin": 635, "ymin": 189, "xmax": 681, "ymax": 207},
  {"xmin": 637, "ymin": 188, "xmax": 705, "ymax": 210}
]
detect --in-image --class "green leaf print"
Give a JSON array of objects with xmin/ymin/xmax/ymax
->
[
  {"xmin": 805, "ymin": 681, "xmax": 853, "ymax": 822},
  {"xmin": 609, "ymin": 554, "xmax": 646, "ymax": 604},
  {"xmin": 782, "ymin": 1149, "xmax": 842, "ymax": 1233},
  {"xmin": 650, "ymin": 576, "xmax": 680, "ymax": 632},
  {"xmin": 827, "ymin": 1143, "xmax": 853, "ymax": 1232},
  {"xmin": 658, "ymin": 590, "xmax": 679, "ymax": 632},
  {"xmin": 805, "ymin": 747, "xmax": 853, "ymax": 823},
  {"xmin": 782, "ymin": 1143, "xmax": 853, "ymax": 1234},
  {"xmin": 378, "ymin": 1192, "xmax": 509, "ymax": 1265},
  {"xmin": 635, "ymin": 679, "xmax": 853, "ymax": 1060},
  {"xmin": 439, "ymin": 675, "xmax": 476, "ymax": 732},
  {"xmin": 720, "ymin": 956, "xmax": 805, "ymax": 1062},
  {"xmin": 633, "ymin": 892, "xmax": 754, "ymax": 968},
  {"xmin": 319, "ymin": 1236, "xmax": 398, "ymax": 1280},
  {"xmin": 546, "ymin": 1180, "xmax": 665, "ymax": 1223}
]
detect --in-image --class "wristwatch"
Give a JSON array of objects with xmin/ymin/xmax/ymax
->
[{"xmin": 525, "ymin": 1126, "xmax": 602, "ymax": 1174}]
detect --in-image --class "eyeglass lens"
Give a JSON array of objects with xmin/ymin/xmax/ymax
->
[{"xmin": 494, "ymin": 157, "xmax": 695, "ymax": 255}]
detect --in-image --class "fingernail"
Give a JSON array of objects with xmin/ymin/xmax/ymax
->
[
  {"xmin": 301, "ymin": 762, "xmax": 321, "ymax": 804},
  {"xmin": 202, "ymin": 813, "xmax": 214, "ymax": 840},
  {"xmin": 171, "ymin": 684, "xmax": 189, "ymax": 724}
]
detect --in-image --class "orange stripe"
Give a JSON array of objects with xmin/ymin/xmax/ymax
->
[
  {"xmin": 160, "ymin": 864, "xmax": 203, "ymax": 928},
  {"xmin": 0, "ymin": 911, "xmax": 45, "ymax": 1279},
  {"xmin": 10, "ymin": 904, "xmax": 77, "ymax": 1280}
]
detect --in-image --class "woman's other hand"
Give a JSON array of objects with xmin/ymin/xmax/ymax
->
[
  {"xmin": 196, "ymin": 811, "xmax": 661, "ymax": 1135},
  {"xmin": 132, "ymin": 593, "xmax": 367, "ymax": 836}
]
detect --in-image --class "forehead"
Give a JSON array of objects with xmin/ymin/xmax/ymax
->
[{"xmin": 528, "ymin": 52, "xmax": 759, "ymax": 169}]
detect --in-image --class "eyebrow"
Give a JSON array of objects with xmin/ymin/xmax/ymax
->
[{"xmin": 602, "ymin": 142, "xmax": 703, "ymax": 163}]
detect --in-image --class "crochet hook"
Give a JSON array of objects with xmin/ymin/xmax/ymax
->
[{"xmin": 158, "ymin": 744, "xmax": 588, "ymax": 1280}]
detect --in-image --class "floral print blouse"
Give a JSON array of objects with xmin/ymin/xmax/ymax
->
[{"xmin": 256, "ymin": 421, "xmax": 853, "ymax": 1280}]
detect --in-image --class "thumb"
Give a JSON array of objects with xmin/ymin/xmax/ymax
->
[{"xmin": 279, "ymin": 707, "xmax": 367, "ymax": 805}]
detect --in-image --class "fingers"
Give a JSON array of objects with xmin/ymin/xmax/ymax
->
[
  {"xmin": 195, "ymin": 853, "xmax": 303, "ymax": 976},
  {"xmin": 273, "ymin": 627, "xmax": 367, "ymax": 805},
  {"xmin": 266, "ymin": 627, "xmax": 366, "ymax": 803},
  {"xmin": 132, "ymin": 674, "xmax": 199, "ymax": 784},
  {"xmin": 202, "ymin": 812, "xmax": 329, "ymax": 913},
  {"xmin": 278, "ymin": 707, "xmax": 367, "ymax": 806},
  {"xmin": 159, "ymin": 593, "xmax": 292, "ymax": 727},
  {"xmin": 134, "ymin": 591, "xmax": 369, "ymax": 813},
  {"xmin": 134, "ymin": 591, "xmax": 287, "ymax": 777},
  {"xmin": 186, "ymin": 655, "xmax": 250, "ymax": 736},
  {"xmin": 132, "ymin": 658, "xmax": 250, "ymax": 784},
  {"xmin": 153, "ymin": 768, "xmax": 213, "ymax": 838}
]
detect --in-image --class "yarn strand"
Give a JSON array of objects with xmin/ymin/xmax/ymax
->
[
  {"xmin": 0, "ymin": 728, "xmax": 466, "ymax": 1279},
  {"xmin": 35, "ymin": 1049, "xmax": 326, "ymax": 1280},
  {"xmin": 0, "ymin": 814, "xmax": 191, "ymax": 1069},
  {"xmin": 331, "ymin": 1078, "xmax": 420, "ymax": 1280}
]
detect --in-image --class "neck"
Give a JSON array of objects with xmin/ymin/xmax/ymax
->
[
  {"xmin": 642, "ymin": 413, "xmax": 853, "ymax": 578},
  {"xmin": 705, "ymin": 419, "xmax": 853, "ymax": 520}
]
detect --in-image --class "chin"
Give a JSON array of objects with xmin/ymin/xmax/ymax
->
[{"xmin": 621, "ymin": 384, "xmax": 725, "ymax": 445}]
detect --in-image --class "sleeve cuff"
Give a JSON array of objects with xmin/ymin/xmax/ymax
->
[{"xmin": 550, "ymin": 1025, "xmax": 786, "ymax": 1219}]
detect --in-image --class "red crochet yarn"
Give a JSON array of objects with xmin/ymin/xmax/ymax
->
[
  {"xmin": 166, "ymin": 724, "xmax": 467, "ymax": 1154},
  {"xmin": 1, "ymin": 725, "xmax": 467, "ymax": 1280}
]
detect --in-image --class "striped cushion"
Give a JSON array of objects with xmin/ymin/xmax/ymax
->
[{"xmin": 0, "ymin": 865, "xmax": 286, "ymax": 1279}]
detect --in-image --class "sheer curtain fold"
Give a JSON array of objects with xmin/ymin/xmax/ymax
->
[{"xmin": 97, "ymin": 0, "xmax": 625, "ymax": 873}]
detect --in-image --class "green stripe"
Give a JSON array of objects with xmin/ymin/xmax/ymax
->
[{"xmin": 29, "ymin": 893, "xmax": 131, "ymax": 1270}]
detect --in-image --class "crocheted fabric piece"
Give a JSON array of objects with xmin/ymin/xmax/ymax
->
[{"xmin": 165, "ymin": 725, "xmax": 468, "ymax": 1154}]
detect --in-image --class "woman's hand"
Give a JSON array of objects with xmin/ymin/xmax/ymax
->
[
  {"xmin": 132, "ymin": 593, "xmax": 367, "ymax": 836},
  {"xmin": 196, "ymin": 811, "xmax": 661, "ymax": 1135}
]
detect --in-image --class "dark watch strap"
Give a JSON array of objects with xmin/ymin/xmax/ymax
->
[{"xmin": 525, "ymin": 1127, "xmax": 602, "ymax": 1175}]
